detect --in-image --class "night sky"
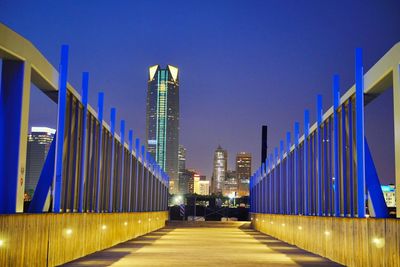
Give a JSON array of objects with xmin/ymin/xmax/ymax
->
[{"xmin": 1, "ymin": 0, "xmax": 399, "ymax": 184}]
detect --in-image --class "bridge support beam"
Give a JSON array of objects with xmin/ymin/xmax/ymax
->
[
  {"xmin": 0, "ymin": 60, "xmax": 31, "ymax": 213},
  {"xmin": 393, "ymin": 64, "xmax": 400, "ymax": 218}
]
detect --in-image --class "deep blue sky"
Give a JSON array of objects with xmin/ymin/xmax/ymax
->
[{"xmin": 1, "ymin": 0, "xmax": 399, "ymax": 183}]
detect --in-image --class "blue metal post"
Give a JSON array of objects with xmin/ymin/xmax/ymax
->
[
  {"xmin": 109, "ymin": 108, "xmax": 116, "ymax": 212},
  {"xmin": 78, "ymin": 72, "xmax": 89, "ymax": 213},
  {"xmin": 268, "ymin": 155, "xmax": 272, "ymax": 213},
  {"xmin": 333, "ymin": 75, "xmax": 341, "ymax": 216},
  {"xmin": 128, "ymin": 130, "xmax": 133, "ymax": 211},
  {"xmin": 365, "ymin": 138, "xmax": 388, "ymax": 218},
  {"xmin": 316, "ymin": 95, "xmax": 323, "ymax": 216},
  {"xmin": 274, "ymin": 148, "xmax": 278, "ymax": 213},
  {"xmin": 261, "ymin": 163, "xmax": 265, "ymax": 213},
  {"xmin": 0, "ymin": 60, "xmax": 30, "ymax": 213},
  {"xmin": 323, "ymin": 124, "xmax": 329, "ymax": 214},
  {"xmin": 147, "ymin": 152, "xmax": 153, "ymax": 211},
  {"xmin": 348, "ymin": 101, "xmax": 354, "ymax": 217},
  {"xmin": 250, "ymin": 175, "xmax": 253, "ymax": 212},
  {"xmin": 286, "ymin": 132, "xmax": 291, "ymax": 214},
  {"xmin": 141, "ymin": 145, "xmax": 146, "ymax": 211},
  {"xmin": 135, "ymin": 138, "xmax": 140, "ymax": 211},
  {"xmin": 119, "ymin": 120, "xmax": 125, "ymax": 212},
  {"xmin": 355, "ymin": 48, "xmax": 366, "ymax": 218},
  {"xmin": 304, "ymin": 110, "xmax": 309, "ymax": 215},
  {"xmin": 53, "ymin": 45, "xmax": 69, "ymax": 212},
  {"xmin": 265, "ymin": 163, "xmax": 268, "ymax": 212},
  {"xmin": 294, "ymin": 122, "xmax": 299, "ymax": 215},
  {"xmin": 342, "ymin": 104, "xmax": 348, "ymax": 216},
  {"xmin": 95, "ymin": 92, "xmax": 104, "ymax": 212},
  {"xmin": 280, "ymin": 140, "xmax": 284, "ymax": 214}
]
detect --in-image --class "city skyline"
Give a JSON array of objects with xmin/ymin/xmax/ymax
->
[
  {"xmin": 1, "ymin": 1, "xmax": 400, "ymax": 183},
  {"xmin": 1, "ymin": 2, "xmax": 400, "ymax": 266}
]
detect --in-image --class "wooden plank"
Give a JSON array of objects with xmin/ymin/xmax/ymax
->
[
  {"xmin": 251, "ymin": 213, "xmax": 399, "ymax": 267},
  {"xmin": 0, "ymin": 211, "xmax": 167, "ymax": 266},
  {"xmin": 385, "ymin": 219, "xmax": 400, "ymax": 267}
]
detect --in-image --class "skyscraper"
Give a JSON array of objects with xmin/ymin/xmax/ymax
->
[
  {"xmin": 178, "ymin": 145, "xmax": 186, "ymax": 194},
  {"xmin": 236, "ymin": 152, "xmax": 252, "ymax": 196},
  {"xmin": 211, "ymin": 145, "xmax": 227, "ymax": 194},
  {"xmin": 146, "ymin": 65, "xmax": 180, "ymax": 194},
  {"xmin": 25, "ymin": 127, "xmax": 55, "ymax": 198}
]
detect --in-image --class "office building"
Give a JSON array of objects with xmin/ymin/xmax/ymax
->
[
  {"xmin": 382, "ymin": 184, "xmax": 396, "ymax": 207},
  {"xmin": 211, "ymin": 145, "xmax": 227, "ymax": 194},
  {"xmin": 236, "ymin": 152, "xmax": 252, "ymax": 196},
  {"xmin": 146, "ymin": 65, "xmax": 180, "ymax": 193},
  {"xmin": 178, "ymin": 145, "xmax": 186, "ymax": 194},
  {"xmin": 25, "ymin": 127, "xmax": 55, "ymax": 199},
  {"xmin": 223, "ymin": 170, "xmax": 238, "ymax": 196}
]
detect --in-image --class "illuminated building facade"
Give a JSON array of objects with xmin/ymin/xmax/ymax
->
[
  {"xmin": 236, "ymin": 152, "xmax": 252, "ymax": 196},
  {"xmin": 25, "ymin": 127, "xmax": 55, "ymax": 199},
  {"xmin": 198, "ymin": 180, "xmax": 210, "ymax": 195},
  {"xmin": 146, "ymin": 65, "xmax": 180, "ymax": 193},
  {"xmin": 381, "ymin": 185, "xmax": 396, "ymax": 207},
  {"xmin": 178, "ymin": 145, "xmax": 186, "ymax": 194},
  {"xmin": 223, "ymin": 170, "xmax": 238, "ymax": 196},
  {"xmin": 211, "ymin": 145, "xmax": 227, "ymax": 194}
]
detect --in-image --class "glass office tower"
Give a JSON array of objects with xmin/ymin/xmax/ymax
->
[{"xmin": 146, "ymin": 65, "xmax": 179, "ymax": 194}]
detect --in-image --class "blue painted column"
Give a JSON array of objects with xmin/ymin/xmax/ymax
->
[
  {"xmin": 95, "ymin": 92, "xmax": 104, "ymax": 212},
  {"xmin": 109, "ymin": 108, "xmax": 116, "ymax": 212},
  {"xmin": 274, "ymin": 148, "xmax": 278, "ymax": 213},
  {"xmin": 286, "ymin": 132, "xmax": 291, "ymax": 214},
  {"xmin": 280, "ymin": 140, "xmax": 284, "ymax": 214},
  {"xmin": 141, "ymin": 145, "xmax": 146, "ymax": 211},
  {"xmin": 53, "ymin": 45, "xmax": 69, "ymax": 212},
  {"xmin": 78, "ymin": 72, "xmax": 89, "ymax": 213},
  {"xmin": 316, "ymin": 95, "xmax": 323, "ymax": 216},
  {"xmin": 128, "ymin": 130, "xmax": 133, "ymax": 211},
  {"xmin": 261, "ymin": 163, "xmax": 265, "ymax": 213},
  {"xmin": 250, "ymin": 175, "xmax": 252, "ymax": 212},
  {"xmin": 304, "ymin": 110, "xmax": 310, "ymax": 215},
  {"xmin": 119, "ymin": 120, "xmax": 125, "ymax": 212},
  {"xmin": 323, "ymin": 123, "xmax": 329, "ymax": 214},
  {"xmin": 348, "ymin": 101, "xmax": 354, "ymax": 217},
  {"xmin": 355, "ymin": 48, "xmax": 366, "ymax": 218},
  {"xmin": 269, "ymin": 155, "xmax": 273, "ymax": 213},
  {"xmin": 135, "ymin": 138, "xmax": 140, "ymax": 211},
  {"xmin": 341, "ymin": 104, "xmax": 348, "ymax": 216},
  {"xmin": 265, "ymin": 161, "xmax": 268, "ymax": 213},
  {"xmin": 365, "ymin": 139, "xmax": 388, "ymax": 218},
  {"xmin": 333, "ymin": 75, "xmax": 341, "ymax": 217},
  {"xmin": 0, "ymin": 59, "xmax": 31, "ymax": 213},
  {"xmin": 294, "ymin": 122, "xmax": 299, "ymax": 215},
  {"xmin": 147, "ymin": 152, "xmax": 153, "ymax": 211}
]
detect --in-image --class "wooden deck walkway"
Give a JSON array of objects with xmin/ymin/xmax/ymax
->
[{"xmin": 63, "ymin": 221, "xmax": 342, "ymax": 266}]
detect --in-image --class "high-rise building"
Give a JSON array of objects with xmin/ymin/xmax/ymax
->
[
  {"xmin": 223, "ymin": 170, "xmax": 238, "ymax": 196},
  {"xmin": 178, "ymin": 145, "xmax": 186, "ymax": 173},
  {"xmin": 25, "ymin": 127, "xmax": 55, "ymax": 199},
  {"xmin": 192, "ymin": 174, "xmax": 209, "ymax": 195},
  {"xmin": 178, "ymin": 145, "xmax": 186, "ymax": 194},
  {"xmin": 146, "ymin": 65, "xmax": 180, "ymax": 194},
  {"xmin": 211, "ymin": 145, "xmax": 227, "ymax": 195},
  {"xmin": 198, "ymin": 180, "xmax": 210, "ymax": 196},
  {"xmin": 236, "ymin": 152, "xmax": 252, "ymax": 196},
  {"xmin": 193, "ymin": 174, "xmax": 201, "ymax": 194},
  {"xmin": 381, "ymin": 184, "xmax": 396, "ymax": 207}
]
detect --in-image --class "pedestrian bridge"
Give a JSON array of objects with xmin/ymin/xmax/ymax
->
[{"xmin": 0, "ymin": 23, "xmax": 399, "ymax": 267}]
